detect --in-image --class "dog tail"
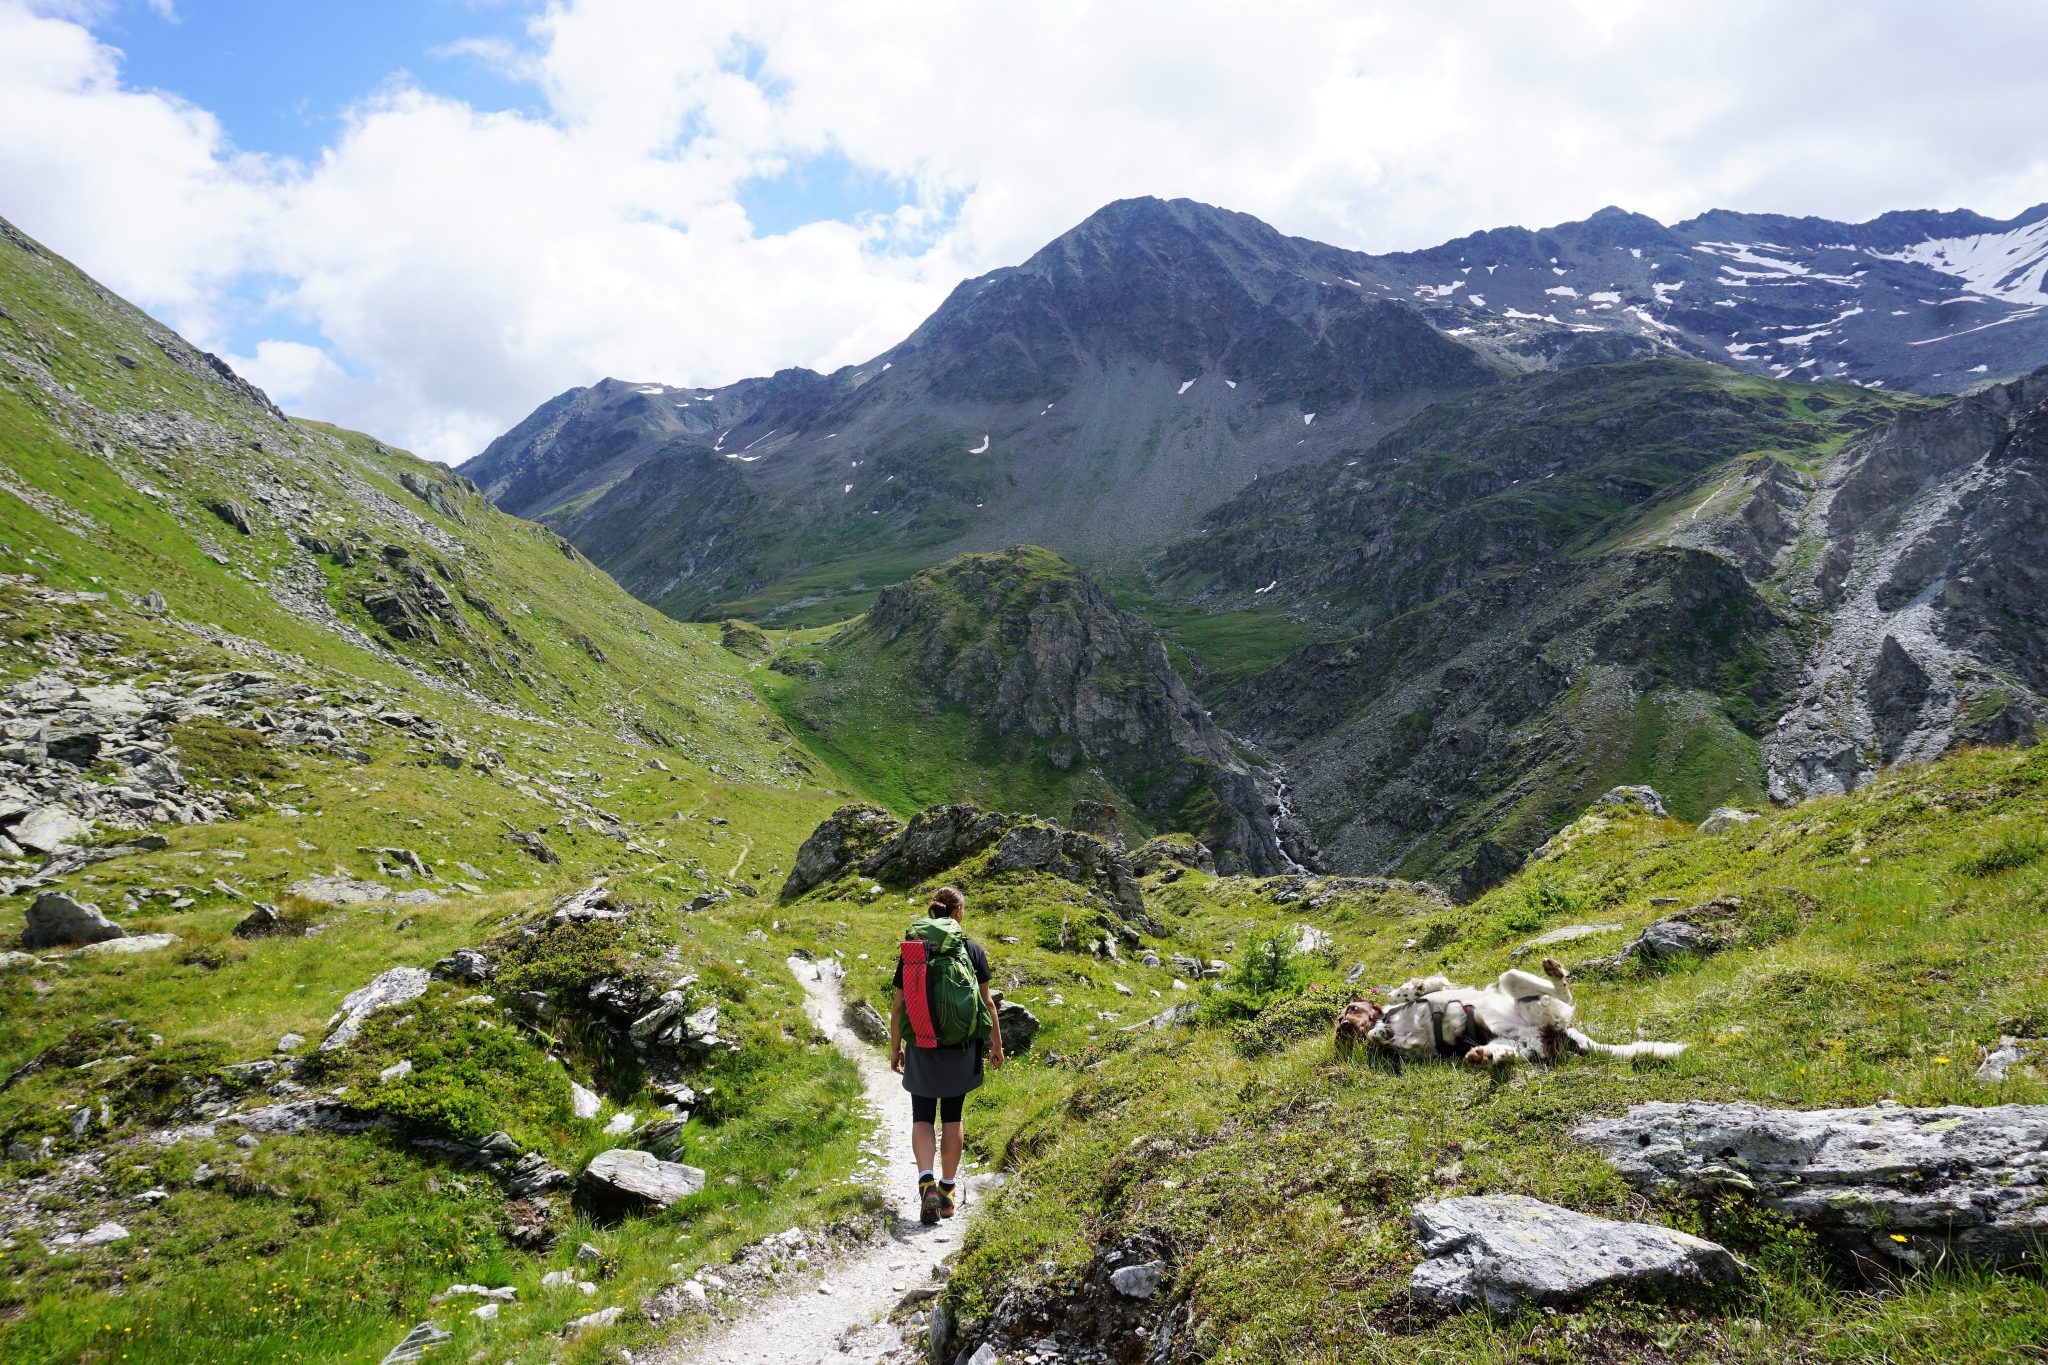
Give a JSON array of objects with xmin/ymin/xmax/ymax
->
[{"xmin": 1565, "ymin": 1028, "xmax": 1686, "ymax": 1060}]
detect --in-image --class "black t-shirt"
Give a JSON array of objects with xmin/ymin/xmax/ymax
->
[{"xmin": 893, "ymin": 937, "xmax": 990, "ymax": 990}]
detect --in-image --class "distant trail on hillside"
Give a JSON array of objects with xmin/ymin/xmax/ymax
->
[{"xmin": 646, "ymin": 957, "xmax": 986, "ymax": 1365}]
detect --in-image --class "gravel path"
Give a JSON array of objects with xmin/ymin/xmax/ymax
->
[{"xmin": 646, "ymin": 955, "xmax": 986, "ymax": 1365}]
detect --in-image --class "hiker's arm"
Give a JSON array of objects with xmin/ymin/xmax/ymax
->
[
  {"xmin": 889, "ymin": 989, "xmax": 905, "ymax": 1073},
  {"xmin": 982, "ymin": 981, "xmax": 1004, "ymax": 1069}
]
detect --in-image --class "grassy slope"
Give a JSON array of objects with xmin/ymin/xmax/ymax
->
[
  {"xmin": 750, "ymin": 548, "xmax": 1181, "ymax": 833},
  {"xmin": 0, "ymin": 223, "xmax": 868, "ymax": 1363},
  {"xmin": 940, "ymin": 740, "xmax": 2048, "ymax": 1363}
]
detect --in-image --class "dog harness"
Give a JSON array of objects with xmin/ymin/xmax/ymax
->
[{"xmin": 1386, "ymin": 996, "xmax": 1493, "ymax": 1057}]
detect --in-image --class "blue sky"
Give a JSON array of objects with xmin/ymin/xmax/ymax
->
[
  {"xmin": 7, "ymin": 0, "xmax": 2048, "ymax": 461},
  {"xmin": 105, "ymin": 1, "xmax": 543, "ymax": 160}
]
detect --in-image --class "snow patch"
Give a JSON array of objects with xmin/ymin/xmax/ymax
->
[
  {"xmin": 1254, "ymin": 580, "xmax": 1278, "ymax": 595},
  {"xmin": 1177, "ymin": 378, "xmax": 1197, "ymax": 395},
  {"xmin": 1545, "ymin": 285, "xmax": 1580, "ymax": 298},
  {"xmin": 1869, "ymin": 216, "xmax": 2048, "ymax": 305},
  {"xmin": 1302, "ymin": 413, "xmax": 1316, "ymax": 427},
  {"xmin": 968, "ymin": 434, "xmax": 990, "ymax": 455}
]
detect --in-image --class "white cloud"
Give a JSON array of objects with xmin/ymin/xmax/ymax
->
[{"xmin": 5, "ymin": 0, "xmax": 2048, "ymax": 462}]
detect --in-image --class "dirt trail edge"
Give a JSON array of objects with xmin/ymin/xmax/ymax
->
[{"xmin": 646, "ymin": 954, "xmax": 995, "ymax": 1365}]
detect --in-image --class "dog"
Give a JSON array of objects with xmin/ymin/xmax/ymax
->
[
  {"xmin": 1333, "ymin": 995, "xmax": 1384, "ymax": 1060},
  {"xmin": 1358, "ymin": 957, "xmax": 1685, "ymax": 1067}
]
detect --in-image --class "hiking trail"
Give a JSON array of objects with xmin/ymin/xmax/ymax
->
[{"xmin": 646, "ymin": 955, "xmax": 989, "ymax": 1365}]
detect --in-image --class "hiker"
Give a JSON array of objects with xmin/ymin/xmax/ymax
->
[{"xmin": 890, "ymin": 884, "xmax": 1004, "ymax": 1224}]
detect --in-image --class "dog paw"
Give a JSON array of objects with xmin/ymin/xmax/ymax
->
[
  {"xmin": 1541, "ymin": 956, "xmax": 1568, "ymax": 981},
  {"xmin": 1463, "ymin": 1046, "xmax": 1492, "ymax": 1067}
]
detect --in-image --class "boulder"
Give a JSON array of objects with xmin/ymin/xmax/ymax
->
[
  {"xmin": 286, "ymin": 876, "xmax": 391, "ymax": 906},
  {"xmin": 843, "ymin": 998, "xmax": 890, "ymax": 1044},
  {"xmin": 1108, "ymin": 1260, "xmax": 1165, "ymax": 1299},
  {"xmin": 996, "ymin": 998, "xmax": 1041, "ymax": 1055},
  {"xmin": 433, "ymin": 947, "xmax": 492, "ymax": 983},
  {"xmin": 206, "ymin": 498, "xmax": 256, "ymax": 536},
  {"xmin": 579, "ymin": 1147, "xmax": 706, "ymax": 1215},
  {"xmin": 1409, "ymin": 1194, "xmax": 1739, "ymax": 1315},
  {"xmin": 1576, "ymin": 1101, "xmax": 2048, "ymax": 1267},
  {"xmin": 1699, "ymin": 806, "xmax": 1761, "ymax": 835},
  {"xmin": 11, "ymin": 806, "xmax": 88, "ymax": 854},
  {"xmin": 549, "ymin": 881, "xmax": 625, "ymax": 925},
  {"xmin": 322, "ymin": 966, "xmax": 431, "ymax": 1051},
  {"xmin": 21, "ymin": 890, "xmax": 127, "ymax": 949},
  {"xmin": 1595, "ymin": 785, "xmax": 1670, "ymax": 819},
  {"xmin": 1636, "ymin": 917, "xmax": 1720, "ymax": 961},
  {"xmin": 780, "ymin": 803, "xmax": 904, "ymax": 899},
  {"xmin": 232, "ymin": 904, "xmax": 285, "ymax": 938}
]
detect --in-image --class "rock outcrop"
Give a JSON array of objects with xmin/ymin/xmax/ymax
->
[
  {"xmin": 783, "ymin": 800, "xmax": 1152, "ymax": 922},
  {"xmin": 801, "ymin": 549, "xmax": 1308, "ymax": 875},
  {"xmin": 780, "ymin": 803, "xmax": 903, "ymax": 899},
  {"xmin": 1577, "ymin": 1101, "xmax": 2048, "ymax": 1267},
  {"xmin": 1409, "ymin": 1195, "xmax": 1740, "ymax": 1314}
]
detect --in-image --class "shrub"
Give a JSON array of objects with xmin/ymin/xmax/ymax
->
[
  {"xmin": 1202, "ymin": 935, "xmax": 1315, "ymax": 1022},
  {"xmin": 1232, "ymin": 982, "xmax": 1350, "ymax": 1057}
]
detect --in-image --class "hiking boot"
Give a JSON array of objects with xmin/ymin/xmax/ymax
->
[
  {"xmin": 918, "ymin": 1176, "xmax": 941, "ymax": 1226},
  {"xmin": 939, "ymin": 1183, "xmax": 957, "ymax": 1219}
]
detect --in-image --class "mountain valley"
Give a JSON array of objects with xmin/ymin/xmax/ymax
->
[{"xmin": 2, "ymin": 192, "xmax": 2046, "ymax": 1365}]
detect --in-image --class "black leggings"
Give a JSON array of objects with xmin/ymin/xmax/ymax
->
[{"xmin": 910, "ymin": 1094, "xmax": 964, "ymax": 1124}]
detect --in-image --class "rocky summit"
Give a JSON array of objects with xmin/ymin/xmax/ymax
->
[
  {"xmin": 3, "ymin": 184, "xmax": 2048, "ymax": 1365},
  {"xmin": 464, "ymin": 197, "xmax": 2048, "ymax": 626}
]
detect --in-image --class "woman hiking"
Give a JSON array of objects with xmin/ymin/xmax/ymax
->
[{"xmin": 890, "ymin": 885, "xmax": 1004, "ymax": 1224}]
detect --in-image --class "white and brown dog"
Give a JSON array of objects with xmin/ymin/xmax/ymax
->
[{"xmin": 1362, "ymin": 957, "xmax": 1685, "ymax": 1067}]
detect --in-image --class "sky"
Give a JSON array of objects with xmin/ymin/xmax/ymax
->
[{"xmin": 5, "ymin": 1, "xmax": 2048, "ymax": 463}]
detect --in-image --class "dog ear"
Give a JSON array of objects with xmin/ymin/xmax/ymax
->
[{"xmin": 1359, "ymin": 1002, "xmax": 1383, "ymax": 1029}]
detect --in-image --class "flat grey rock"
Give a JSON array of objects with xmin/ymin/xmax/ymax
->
[
  {"xmin": 65, "ymin": 932, "xmax": 179, "ymax": 957},
  {"xmin": 1517, "ymin": 922, "xmax": 1622, "ymax": 952},
  {"xmin": 12, "ymin": 806, "xmax": 88, "ymax": 854},
  {"xmin": 1577, "ymin": 1101, "xmax": 2048, "ymax": 1267},
  {"xmin": 287, "ymin": 875, "xmax": 391, "ymax": 906},
  {"xmin": 1410, "ymin": 1194, "xmax": 1738, "ymax": 1314},
  {"xmin": 379, "ymin": 1321, "xmax": 451, "ymax": 1364},
  {"xmin": 322, "ymin": 966, "xmax": 431, "ymax": 1051},
  {"xmin": 579, "ymin": 1147, "xmax": 706, "ymax": 1213}
]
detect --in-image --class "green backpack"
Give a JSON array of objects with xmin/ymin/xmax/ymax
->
[{"xmin": 900, "ymin": 916, "xmax": 993, "ymax": 1048}]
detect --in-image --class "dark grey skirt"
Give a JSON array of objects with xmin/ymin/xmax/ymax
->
[{"xmin": 902, "ymin": 1040, "xmax": 984, "ymax": 1098}]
